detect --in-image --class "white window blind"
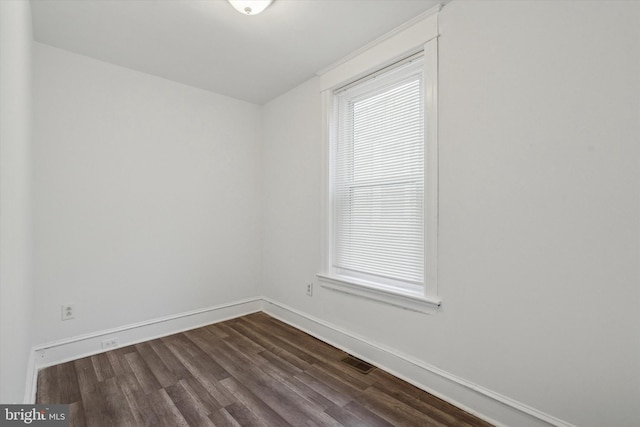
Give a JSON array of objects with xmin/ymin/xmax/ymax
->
[{"xmin": 332, "ymin": 56, "xmax": 425, "ymax": 294}]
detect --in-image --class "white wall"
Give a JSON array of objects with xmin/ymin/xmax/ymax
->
[
  {"xmin": 262, "ymin": 1, "xmax": 640, "ymax": 426},
  {"xmin": 262, "ymin": 77, "xmax": 322, "ymax": 307},
  {"xmin": 32, "ymin": 44, "xmax": 263, "ymax": 345},
  {"xmin": 0, "ymin": 0, "xmax": 35, "ymax": 403},
  {"xmin": 438, "ymin": 2, "xmax": 639, "ymax": 425}
]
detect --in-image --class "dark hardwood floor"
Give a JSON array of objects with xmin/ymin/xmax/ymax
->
[{"xmin": 37, "ymin": 312, "xmax": 493, "ymax": 426}]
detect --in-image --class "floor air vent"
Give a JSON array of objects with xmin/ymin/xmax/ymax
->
[{"xmin": 341, "ymin": 355, "xmax": 375, "ymax": 374}]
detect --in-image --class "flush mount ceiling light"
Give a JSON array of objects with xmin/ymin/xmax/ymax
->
[{"xmin": 228, "ymin": 0, "xmax": 273, "ymax": 16}]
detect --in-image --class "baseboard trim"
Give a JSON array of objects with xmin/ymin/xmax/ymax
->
[
  {"xmin": 262, "ymin": 297, "xmax": 575, "ymax": 427},
  {"xmin": 24, "ymin": 347, "xmax": 38, "ymax": 404},
  {"xmin": 26, "ymin": 297, "xmax": 262, "ymax": 403}
]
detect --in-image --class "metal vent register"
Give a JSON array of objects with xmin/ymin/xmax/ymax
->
[{"xmin": 341, "ymin": 355, "xmax": 376, "ymax": 374}]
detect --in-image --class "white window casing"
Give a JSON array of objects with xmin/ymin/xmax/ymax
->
[{"xmin": 318, "ymin": 6, "xmax": 441, "ymax": 313}]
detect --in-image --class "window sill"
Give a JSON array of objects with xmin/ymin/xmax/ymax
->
[{"xmin": 316, "ymin": 274, "xmax": 441, "ymax": 314}]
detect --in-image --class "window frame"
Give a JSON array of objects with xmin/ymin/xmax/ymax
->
[
  {"xmin": 318, "ymin": 36, "xmax": 440, "ymax": 314},
  {"xmin": 331, "ymin": 54, "xmax": 427, "ymax": 293}
]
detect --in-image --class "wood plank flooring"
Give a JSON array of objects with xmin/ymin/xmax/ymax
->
[{"xmin": 37, "ymin": 312, "xmax": 493, "ymax": 427}]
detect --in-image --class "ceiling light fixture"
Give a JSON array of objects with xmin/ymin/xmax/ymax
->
[{"xmin": 228, "ymin": 0, "xmax": 273, "ymax": 16}]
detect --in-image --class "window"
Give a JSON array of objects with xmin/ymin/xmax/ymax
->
[
  {"xmin": 318, "ymin": 37, "xmax": 440, "ymax": 313},
  {"xmin": 333, "ymin": 55, "xmax": 425, "ymax": 295}
]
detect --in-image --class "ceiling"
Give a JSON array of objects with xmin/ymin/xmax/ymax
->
[{"xmin": 30, "ymin": 0, "xmax": 441, "ymax": 105}]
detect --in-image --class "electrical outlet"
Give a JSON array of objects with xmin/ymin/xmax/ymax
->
[
  {"xmin": 306, "ymin": 282, "xmax": 313, "ymax": 296},
  {"xmin": 101, "ymin": 338, "xmax": 119, "ymax": 350},
  {"xmin": 61, "ymin": 304, "xmax": 75, "ymax": 320}
]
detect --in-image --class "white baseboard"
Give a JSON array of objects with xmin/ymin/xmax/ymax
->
[
  {"xmin": 24, "ymin": 347, "xmax": 37, "ymax": 404},
  {"xmin": 262, "ymin": 298, "xmax": 575, "ymax": 427},
  {"xmin": 25, "ymin": 297, "xmax": 262, "ymax": 403}
]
